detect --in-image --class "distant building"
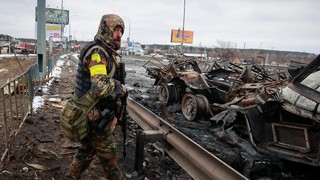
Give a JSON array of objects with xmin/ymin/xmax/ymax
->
[
  {"xmin": 121, "ymin": 41, "xmax": 144, "ymax": 56},
  {"xmin": 184, "ymin": 53, "xmax": 207, "ymax": 60}
]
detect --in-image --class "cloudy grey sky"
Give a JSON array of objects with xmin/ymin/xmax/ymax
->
[{"xmin": 0, "ymin": 0, "xmax": 319, "ymax": 54}]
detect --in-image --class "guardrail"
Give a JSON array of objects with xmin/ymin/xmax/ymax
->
[
  {"xmin": 127, "ymin": 97, "xmax": 248, "ymax": 180},
  {"xmin": 0, "ymin": 53, "xmax": 62, "ymax": 162}
]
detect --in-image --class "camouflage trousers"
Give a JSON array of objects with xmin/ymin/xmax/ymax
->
[{"xmin": 66, "ymin": 125, "xmax": 122, "ymax": 180}]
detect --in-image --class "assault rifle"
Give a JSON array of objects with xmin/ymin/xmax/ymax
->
[
  {"xmin": 100, "ymin": 41, "xmax": 127, "ymax": 158},
  {"xmin": 118, "ymin": 60, "xmax": 127, "ymax": 158}
]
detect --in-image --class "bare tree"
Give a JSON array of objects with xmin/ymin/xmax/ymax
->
[{"xmin": 213, "ymin": 40, "xmax": 236, "ymax": 61}]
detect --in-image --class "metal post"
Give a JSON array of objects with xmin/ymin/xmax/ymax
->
[
  {"xmin": 124, "ymin": 17, "xmax": 131, "ymax": 43},
  {"xmin": 135, "ymin": 130, "xmax": 145, "ymax": 174},
  {"xmin": 69, "ymin": 15, "xmax": 77, "ymax": 51},
  {"xmin": 181, "ymin": 0, "xmax": 186, "ymax": 52},
  {"xmin": 60, "ymin": 0, "xmax": 64, "ymax": 50},
  {"xmin": 123, "ymin": 16, "xmax": 131, "ymax": 55},
  {"xmin": 69, "ymin": 16, "xmax": 71, "ymax": 50},
  {"xmin": 49, "ymin": 38, "xmax": 53, "ymax": 56},
  {"xmin": 36, "ymin": 0, "xmax": 46, "ymax": 79},
  {"xmin": 135, "ymin": 130, "xmax": 164, "ymax": 174}
]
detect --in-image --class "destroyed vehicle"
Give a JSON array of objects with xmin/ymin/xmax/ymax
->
[
  {"xmin": 144, "ymin": 58, "xmax": 253, "ymax": 120},
  {"xmin": 144, "ymin": 55, "xmax": 289, "ymax": 121},
  {"xmin": 244, "ymin": 55, "xmax": 320, "ymax": 166}
]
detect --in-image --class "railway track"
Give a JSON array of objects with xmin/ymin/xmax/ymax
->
[{"xmin": 126, "ymin": 97, "xmax": 248, "ymax": 180}]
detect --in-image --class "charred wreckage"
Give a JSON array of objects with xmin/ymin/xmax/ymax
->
[{"xmin": 143, "ymin": 54, "xmax": 320, "ymax": 167}]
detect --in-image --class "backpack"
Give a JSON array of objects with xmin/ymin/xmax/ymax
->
[{"xmin": 60, "ymin": 90, "xmax": 98, "ymax": 142}]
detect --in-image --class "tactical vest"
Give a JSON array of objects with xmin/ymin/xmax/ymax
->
[
  {"xmin": 60, "ymin": 41, "xmax": 119, "ymax": 142},
  {"xmin": 75, "ymin": 41, "xmax": 119, "ymax": 98}
]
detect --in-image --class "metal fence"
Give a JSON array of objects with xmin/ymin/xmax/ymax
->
[{"xmin": 0, "ymin": 53, "xmax": 61, "ymax": 162}]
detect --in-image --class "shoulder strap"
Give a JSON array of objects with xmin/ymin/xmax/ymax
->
[
  {"xmin": 78, "ymin": 41, "xmax": 97, "ymax": 62},
  {"xmin": 71, "ymin": 41, "xmax": 117, "ymax": 109},
  {"xmin": 71, "ymin": 88, "xmax": 99, "ymax": 111},
  {"xmin": 108, "ymin": 62, "xmax": 116, "ymax": 78}
]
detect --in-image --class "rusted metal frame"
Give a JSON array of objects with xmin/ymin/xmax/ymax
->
[
  {"xmin": 18, "ymin": 77, "xmax": 25, "ymax": 123},
  {"xmin": 143, "ymin": 59, "xmax": 166, "ymax": 69},
  {"xmin": 229, "ymin": 62, "xmax": 245, "ymax": 74},
  {"xmin": 22, "ymin": 75, "xmax": 27, "ymax": 117},
  {"xmin": 13, "ymin": 80, "xmax": 19, "ymax": 121},
  {"xmin": 0, "ymin": 60, "xmax": 47, "ymax": 163},
  {"xmin": 25, "ymin": 63, "xmax": 40, "ymax": 121},
  {"xmin": 7, "ymin": 83, "xmax": 14, "ymax": 128},
  {"xmin": 243, "ymin": 102, "xmax": 320, "ymax": 166},
  {"xmin": 271, "ymin": 123, "xmax": 311, "ymax": 152},
  {"xmin": 17, "ymin": 75, "xmax": 30, "ymax": 132},
  {"xmin": 0, "ymin": 65, "xmax": 35, "ymax": 162},
  {"xmin": 173, "ymin": 60, "xmax": 201, "ymax": 73},
  {"xmin": 27, "ymin": 71, "xmax": 34, "ymax": 118},
  {"xmin": 127, "ymin": 98, "xmax": 248, "ymax": 180},
  {"xmin": 244, "ymin": 107, "xmax": 320, "ymax": 166},
  {"xmin": 1, "ymin": 88, "xmax": 9, "ymax": 162},
  {"xmin": 151, "ymin": 52, "xmax": 167, "ymax": 63},
  {"xmin": 230, "ymin": 61, "xmax": 274, "ymax": 82},
  {"xmin": 24, "ymin": 74, "xmax": 31, "ymax": 113},
  {"xmin": 252, "ymin": 65, "xmax": 274, "ymax": 82}
]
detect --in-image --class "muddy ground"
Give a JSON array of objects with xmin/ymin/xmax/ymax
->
[
  {"xmin": 0, "ymin": 54, "xmax": 192, "ymax": 180},
  {"xmin": 0, "ymin": 54, "xmax": 318, "ymax": 180}
]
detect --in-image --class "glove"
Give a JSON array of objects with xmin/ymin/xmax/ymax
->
[
  {"xmin": 114, "ymin": 80, "xmax": 127, "ymax": 99},
  {"xmin": 120, "ymin": 84, "xmax": 127, "ymax": 98}
]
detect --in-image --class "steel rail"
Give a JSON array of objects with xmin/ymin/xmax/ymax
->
[{"xmin": 126, "ymin": 97, "xmax": 248, "ymax": 180}]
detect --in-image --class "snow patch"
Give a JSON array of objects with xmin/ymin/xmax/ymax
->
[
  {"xmin": 32, "ymin": 96, "xmax": 44, "ymax": 113},
  {"xmin": 32, "ymin": 54, "xmax": 67, "ymax": 112}
]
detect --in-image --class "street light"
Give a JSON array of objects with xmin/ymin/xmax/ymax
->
[
  {"xmin": 60, "ymin": 0, "xmax": 64, "ymax": 49},
  {"xmin": 123, "ymin": 16, "xmax": 131, "ymax": 55},
  {"xmin": 181, "ymin": 0, "xmax": 186, "ymax": 52},
  {"xmin": 69, "ymin": 15, "xmax": 78, "ymax": 50},
  {"xmin": 123, "ymin": 16, "xmax": 131, "ymax": 42}
]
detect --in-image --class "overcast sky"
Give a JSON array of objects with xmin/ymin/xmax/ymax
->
[{"xmin": 0, "ymin": 0, "xmax": 319, "ymax": 54}]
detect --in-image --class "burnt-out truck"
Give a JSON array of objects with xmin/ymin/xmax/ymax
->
[
  {"xmin": 244, "ymin": 55, "xmax": 320, "ymax": 166},
  {"xmin": 144, "ymin": 53, "xmax": 320, "ymax": 167},
  {"xmin": 144, "ymin": 55, "xmax": 285, "ymax": 121}
]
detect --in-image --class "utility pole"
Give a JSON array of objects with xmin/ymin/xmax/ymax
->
[
  {"xmin": 123, "ymin": 16, "xmax": 131, "ymax": 55},
  {"xmin": 181, "ymin": 0, "xmax": 186, "ymax": 52},
  {"xmin": 36, "ymin": 0, "xmax": 46, "ymax": 78},
  {"xmin": 69, "ymin": 15, "xmax": 77, "ymax": 51},
  {"xmin": 60, "ymin": 0, "xmax": 64, "ymax": 50},
  {"xmin": 69, "ymin": 17, "xmax": 71, "ymax": 50}
]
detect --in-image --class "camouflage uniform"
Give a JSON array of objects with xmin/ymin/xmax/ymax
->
[{"xmin": 66, "ymin": 14, "xmax": 126, "ymax": 180}]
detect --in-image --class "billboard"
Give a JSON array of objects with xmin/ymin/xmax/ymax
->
[
  {"xmin": 46, "ymin": 24, "xmax": 62, "ymax": 39},
  {"xmin": 36, "ymin": 7, "xmax": 69, "ymax": 25},
  {"xmin": 171, "ymin": 29, "xmax": 194, "ymax": 44}
]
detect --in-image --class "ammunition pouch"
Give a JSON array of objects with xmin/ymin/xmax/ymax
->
[{"xmin": 60, "ymin": 90, "xmax": 98, "ymax": 142}]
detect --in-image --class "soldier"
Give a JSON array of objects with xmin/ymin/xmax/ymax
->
[{"xmin": 66, "ymin": 14, "xmax": 127, "ymax": 180}]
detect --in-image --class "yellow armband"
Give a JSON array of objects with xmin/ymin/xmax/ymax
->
[
  {"xmin": 91, "ymin": 53, "xmax": 101, "ymax": 63},
  {"xmin": 89, "ymin": 64, "xmax": 107, "ymax": 76}
]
